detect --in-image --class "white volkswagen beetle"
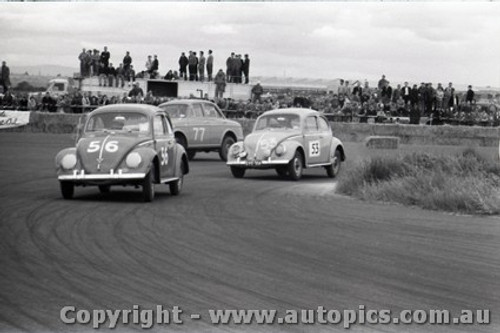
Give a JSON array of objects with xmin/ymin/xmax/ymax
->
[{"xmin": 226, "ymin": 108, "xmax": 345, "ymax": 180}]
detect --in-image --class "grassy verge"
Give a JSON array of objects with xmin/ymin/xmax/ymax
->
[{"xmin": 337, "ymin": 148, "xmax": 500, "ymax": 215}]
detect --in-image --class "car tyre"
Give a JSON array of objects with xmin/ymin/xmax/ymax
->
[
  {"xmin": 60, "ymin": 181, "xmax": 74, "ymax": 199},
  {"xmin": 176, "ymin": 134, "xmax": 188, "ymax": 151},
  {"xmin": 326, "ymin": 150, "xmax": 342, "ymax": 178},
  {"xmin": 98, "ymin": 185, "xmax": 111, "ymax": 194},
  {"xmin": 288, "ymin": 151, "xmax": 303, "ymax": 180},
  {"xmin": 219, "ymin": 136, "xmax": 235, "ymax": 161},
  {"xmin": 142, "ymin": 164, "xmax": 155, "ymax": 202},
  {"xmin": 276, "ymin": 166, "xmax": 288, "ymax": 177},
  {"xmin": 230, "ymin": 166, "xmax": 245, "ymax": 178},
  {"xmin": 169, "ymin": 161, "xmax": 185, "ymax": 196}
]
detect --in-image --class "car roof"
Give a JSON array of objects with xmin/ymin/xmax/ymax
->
[
  {"xmin": 260, "ymin": 108, "xmax": 322, "ymax": 119},
  {"xmin": 159, "ymin": 99, "xmax": 215, "ymax": 107},
  {"xmin": 89, "ymin": 103, "xmax": 164, "ymax": 116}
]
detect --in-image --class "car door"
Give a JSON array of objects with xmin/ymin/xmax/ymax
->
[
  {"xmin": 201, "ymin": 102, "xmax": 225, "ymax": 145},
  {"xmin": 303, "ymin": 115, "xmax": 323, "ymax": 165},
  {"xmin": 189, "ymin": 103, "xmax": 208, "ymax": 148},
  {"xmin": 153, "ymin": 114, "xmax": 176, "ymax": 179},
  {"xmin": 317, "ymin": 116, "xmax": 333, "ymax": 163}
]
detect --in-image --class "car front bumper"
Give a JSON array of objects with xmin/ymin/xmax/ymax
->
[
  {"xmin": 58, "ymin": 170, "xmax": 146, "ymax": 181},
  {"xmin": 227, "ymin": 158, "xmax": 289, "ymax": 168}
]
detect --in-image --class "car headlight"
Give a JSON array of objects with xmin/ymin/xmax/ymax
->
[
  {"xmin": 261, "ymin": 147, "xmax": 271, "ymax": 158},
  {"xmin": 61, "ymin": 154, "xmax": 77, "ymax": 170},
  {"xmin": 231, "ymin": 145, "xmax": 242, "ymax": 157},
  {"xmin": 275, "ymin": 144, "xmax": 286, "ymax": 156},
  {"xmin": 126, "ymin": 152, "xmax": 142, "ymax": 169}
]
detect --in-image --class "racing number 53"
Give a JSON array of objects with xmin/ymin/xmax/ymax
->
[
  {"xmin": 87, "ymin": 140, "xmax": 119, "ymax": 153},
  {"xmin": 309, "ymin": 140, "xmax": 320, "ymax": 157}
]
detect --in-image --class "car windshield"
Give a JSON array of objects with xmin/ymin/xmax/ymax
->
[
  {"xmin": 254, "ymin": 114, "xmax": 301, "ymax": 131},
  {"xmin": 85, "ymin": 112, "xmax": 150, "ymax": 133},
  {"xmin": 160, "ymin": 104, "xmax": 189, "ymax": 118}
]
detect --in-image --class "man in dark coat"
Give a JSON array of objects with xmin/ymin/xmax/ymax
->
[
  {"xmin": 251, "ymin": 82, "xmax": 264, "ymax": 102},
  {"xmin": 123, "ymin": 51, "xmax": 132, "ymax": 82},
  {"xmin": 151, "ymin": 55, "xmax": 159, "ymax": 79},
  {"xmin": 243, "ymin": 54, "xmax": 250, "ymax": 84},
  {"xmin": 466, "ymin": 85, "xmax": 475, "ymax": 105},
  {"xmin": 1, "ymin": 61, "xmax": 11, "ymax": 93},
  {"xmin": 179, "ymin": 52, "xmax": 188, "ymax": 80},
  {"xmin": 188, "ymin": 51, "xmax": 198, "ymax": 81},
  {"xmin": 206, "ymin": 50, "xmax": 214, "ymax": 82}
]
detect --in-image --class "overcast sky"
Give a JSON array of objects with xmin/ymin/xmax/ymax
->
[{"xmin": 1, "ymin": 1, "xmax": 500, "ymax": 88}]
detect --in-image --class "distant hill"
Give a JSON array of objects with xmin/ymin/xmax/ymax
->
[{"xmin": 11, "ymin": 65, "xmax": 77, "ymax": 77}]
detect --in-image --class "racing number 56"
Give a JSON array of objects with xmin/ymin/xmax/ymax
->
[{"xmin": 87, "ymin": 141, "xmax": 119, "ymax": 153}]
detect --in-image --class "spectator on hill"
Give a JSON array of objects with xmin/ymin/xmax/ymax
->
[
  {"xmin": 214, "ymin": 69, "xmax": 226, "ymax": 98},
  {"xmin": 207, "ymin": 50, "xmax": 214, "ymax": 82},
  {"xmin": 378, "ymin": 74, "xmax": 388, "ymax": 91},
  {"xmin": 401, "ymin": 82, "xmax": 411, "ymax": 105},
  {"xmin": 101, "ymin": 46, "xmax": 110, "ymax": 68},
  {"xmin": 466, "ymin": 85, "xmax": 475, "ymax": 105},
  {"xmin": 108, "ymin": 63, "xmax": 116, "ymax": 87},
  {"xmin": 145, "ymin": 55, "xmax": 153, "ymax": 78},
  {"xmin": 98, "ymin": 60, "xmax": 108, "ymax": 87},
  {"xmin": 116, "ymin": 63, "xmax": 125, "ymax": 88},
  {"xmin": 164, "ymin": 70, "xmax": 174, "ymax": 81},
  {"xmin": 392, "ymin": 84, "xmax": 401, "ymax": 103},
  {"xmin": 435, "ymin": 83, "xmax": 444, "ymax": 110},
  {"xmin": 443, "ymin": 82, "xmax": 454, "ymax": 111},
  {"xmin": 198, "ymin": 51, "xmax": 206, "ymax": 82},
  {"xmin": 235, "ymin": 54, "xmax": 243, "ymax": 83},
  {"xmin": 243, "ymin": 54, "xmax": 250, "ymax": 84},
  {"xmin": 1, "ymin": 61, "xmax": 11, "ymax": 93},
  {"xmin": 179, "ymin": 52, "xmax": 188, "ymax": 80},
  {"xmin": 381, "ymin": 82, "xmax": 392, "ymax": 105}
]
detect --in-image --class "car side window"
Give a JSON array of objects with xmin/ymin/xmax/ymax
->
[
  {"xmin": 304, "ymin": 116, "xmax": 318, "ymax": 132},
  {"xmin": 203, "ymin": 103, "xmax": 221, "ymax": 118},
  {"xmin": 153, "ymin": 115, "xmax": 166, "ymax": 136},
  {"xmin": 164, "ymin": 116, "xmax": 174, "ymax": 135},
  {"xmin": 192, "ymin": 104, "xmax": 204, "ymax": 117},
  {"xmin": 317, "ymin": 117, "xmax": 330, "ymax": 132}
]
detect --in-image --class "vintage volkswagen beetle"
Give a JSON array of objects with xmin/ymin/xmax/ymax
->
[
  {"xmin": 158, "ymin": 99, "xmax": 244, "ymax": 161},
  {"xmin": 55, "ymin": 104, "xmax": 189, "ymax": 201},
  {"xmin": 226, "ymin": 108, "xmax": 345, "ymax": 180}
]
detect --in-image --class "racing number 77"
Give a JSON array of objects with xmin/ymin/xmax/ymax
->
[{"xmin": 193, "ymin": 127, "xmax": 205, "ymax": 141}]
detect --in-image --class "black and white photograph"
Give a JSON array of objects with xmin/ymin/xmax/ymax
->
[{"xmin": 1, "ymin": 0, "xmax": 499, "ymax": 332}]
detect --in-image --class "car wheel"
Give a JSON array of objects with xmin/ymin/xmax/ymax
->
[
  {"xmin": 276, "ymin": 166, "xmax": 288, "ymax": 177},
  {"xmin": 326, "ymin": 150, "xmax": 342, "ymax": 178},
  {"xmin": 288, "ymin": 150, "xmax": 303, "ymax": 180},
  {"xmin": 169, "ymin": 161, "xmax": 185, "ymax": 196},
  {"xmin": 230, "ymin": 166, "xmax": 245, "ymax": 178},
  {"xmin": 98, "ymin": 185, "xmax": 111, "ymax": 194},
  {"xmin": 219, "ymin": 136, "xmax": 235, "ymax": 161},
  {"xmin": 187, "ymin": 150, "xmax": 196, "ymax": 161},
  {"xmin": 142, "ymin": 163, "xmax": 155, "ymax": 202},
  {"xmin": 60, "ymin": 181, "xmax": 74, "ymax": 199}
]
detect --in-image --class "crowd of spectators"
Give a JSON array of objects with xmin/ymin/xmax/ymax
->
[{"xmin": 77, "ymin": 47, "xmax": 251, "ymax": 86}]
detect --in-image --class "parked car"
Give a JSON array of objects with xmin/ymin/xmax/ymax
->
[
  {"xmin": 158, "ymin": 99, "xmax": 244, "ymax": 161},
  {"xmin": 55, "ymin": 104, "xmax": 189, "ymax": 202},
  {"xmin": 226, "ymin": 108, "xmax": 345, "ymax": 180}
]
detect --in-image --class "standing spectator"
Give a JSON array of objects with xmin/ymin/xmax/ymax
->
[
  {"xmin": 206, "ymin": 50, "xmax": 214, "ymax": 82},
  {"xmin": 377, "ymin": 74, "xmax": 388, "ymax": 91},
  {"xmin": 108, "ymin": 63, "xmax": 116, "ymax": 87},
  {"xmin": 381, "ymin": 82, "xmax": 392, "ymax": 105},
  {"xmin": 410, "ymin": 84, "xmax": 419, "ymax": 108},
  {"xmin": 179, "ymin": 52, "xmax": 188, "ymax": 80},
  {"xmin": 116, "ymin": 63, "xmax": 125, "ymax": 88},
  {"xmin": 243, "ymin": 54, "xmax": 250, "ymax": 84},
  {"xmin": 1, "ymin": 61, "xmax": 11, "ymax": 93},
  {"xmin": 151, "ymin": 55, "xmax": 159, "ymax": 79},
  {"xmin": 145, "ymin": 55, "xmax": 153, "ymax": 77},
  {"xmin": 41, "ymin": 92, "xmax": 54, "ymax": 112},
  {"xmin": 424, "ymin": 83, "xmax": 434, "ymax": 115},
  {"xmin": 392, "ymin": 84, "xmax": 401, "ymax": 103},
  {"xmin": 78, "ymin": 48, "xmax": 87, "ymax": 77},
  {"xmin": 401, "ymin": 81, "xmax": 411, "ymax": 105},
  {"xmin": 226, "ymin": 52, "xmax": 235, "ymax": 83},
  {"xmin": 251, "ymin": 81, "xmax": 264, "ymax": 102},
  {"xmin": 443, "ymin": 82, "xmax": 455, "ymax": 111},
  {"xmin": 234, "ymin": 54, "xmax": 243, "ymax": 83},
  {"xmin": 90, "ymin": 50, "xmax": 99, "ymax": 77},
  {"xmin": 466, "ymin": 85, "xmax": 475, "ymax": 105},
  {"xmin": 337, "ymin": 79, "xmax": 348, "ymax": 108},
  {"xmin": 81, "ymin": 92, "xmax": 91, "ymax": 112},
  {"xmin": 98, "ymin": 59, "xmax": 108, "ymax": 87},
  {"xmin": 417, "ymin": 82, "xmax": 426, "ymax": 115},
  {"xmin": 435, "ymin": 83, "xmax": 444, "ymax": 110},
  {"xmin": 198, "ymin": 51, "xmax": 206, "ymax": 82},
  {"xmin": 188, "ymin": 51, "xmax": 197, "ymax": 81},
  {"xmin": 361, "ymin": 81, "xmax": 371, "ymax": 104},
  {"xmin": 85, "ymin": 50, "xmax": 93, "ymax": 77},
  {"xmin": 352, "ymin": 81, "xmax": 362, "ymax": 102},
  {"xmin": 123, "ymin": 51, "xmax": 132, "ymax": 83},
  {"xmin": 100, "ymin": 46, "xmax": 110, "ymax": 68},
  {"xmin": 214, "ymin": 69, "xmax": 226, "ymax": 98}
]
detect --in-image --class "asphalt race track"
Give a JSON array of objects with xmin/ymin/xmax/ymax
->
[{"xmin": 0, "ymin": 132, "xmax": 499, "ymax": 333}]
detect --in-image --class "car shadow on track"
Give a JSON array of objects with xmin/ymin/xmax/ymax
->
[{"xmin": 66, "ymin": 188, "xmax": 179, "ymax": 203}]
